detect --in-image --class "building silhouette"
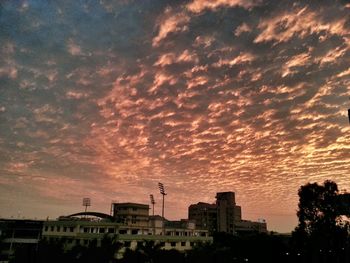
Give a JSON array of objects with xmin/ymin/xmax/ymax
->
[
  {"xmin": 0, "ymin": 219, "xmax": 43, "ymax": 261},
  {"xmin": 188, "ymin": 202, "xmax": 217, "ymax": 234},
  {"xmin": 189, "ymin": 191, "xmax": 267, "ymax": 235}
]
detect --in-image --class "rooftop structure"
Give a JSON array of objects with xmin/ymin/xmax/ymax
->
[
  {"xmin": 112, "ymin": 202, "xmax": 149, "ymax": 227},
  {"xmin": 189, "ymin": 192, "xmax": 267, "ymax": 235}
]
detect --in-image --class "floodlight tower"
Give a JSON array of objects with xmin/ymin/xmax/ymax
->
[
  {"xmin": 150, "ymin": 194, "xmax": 155, "ymax": 216},
  {"xmin": 82, "ymin": 197, "xmax": 91, "ymax": 213},
  {"xmin": 158, "ymin": 182, "xmax": 167, "ymax": 219},
  {"xmin": 348, "ymin": 97, "xmax": 350, "ymax": 124}
]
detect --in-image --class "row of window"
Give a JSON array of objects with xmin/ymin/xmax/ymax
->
[
  {"xmin": 44, "ymin": 237, "xmax": 197, "ymax": 248},
  {"xmin": 44, "ymin": 226, "xmax": 141, "ymax": 235},
  {"xmin": 44, "ymin": 226, "xmax": 207, "ymax": 237},
  {"xmin": 165, "ymin": 231, "xmax": 206, "ymax": 237},
  {"xmin": 44, "ymin": 226, "xmax": 75, "ymax": 232},
  {"xmin": 116, "ymin": 207, "xmax": 137, "ymax": 211}
]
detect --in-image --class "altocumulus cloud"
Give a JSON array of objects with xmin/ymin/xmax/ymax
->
[{"xmin": 0, "ymin": 0, "xmax": 349, "ymax": 232}]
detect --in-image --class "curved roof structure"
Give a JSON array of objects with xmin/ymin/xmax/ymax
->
[{"xmin": 66, "ymin": 212, "xmax": 115, "ymax": 221}]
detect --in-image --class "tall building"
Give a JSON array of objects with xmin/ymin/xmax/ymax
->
[
  {"xmin": 189, "ymin": 191, "xmax": 267, "ymax": 235},
  {"xmin": 112, "ymin": 202, "xmax": 149, "ymax": 227},
  {"xmin": 216, "ymin": 192, "xmax": 240, "ymax": 234},
  {"xmin": 188, "ymin": 202, "xmax": 217, "ymax": 234}
]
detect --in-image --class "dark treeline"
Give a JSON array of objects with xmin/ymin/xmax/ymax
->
[
  {"xmin": 9, "ymin": 180, "xmax": 350, "ymax": 263},
  {"xmin": 8, "ymin": 233, "xmax": 292, "ymax": 263},
  {"xmin": 11, "ymin": 232, "xmax": 350, "ymax": 263}
]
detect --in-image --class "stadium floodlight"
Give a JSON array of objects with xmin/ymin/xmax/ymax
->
[
  {"xmin": 158, "ymin": 182, "xmax": 167, "ymax": 219},
  {"xmin": 150, "ymin": 194, "xmax": 155, "ymax": 216},
  {"xmin": 82, "ymin": 197, "xmax": 91, "ymax": 213}
]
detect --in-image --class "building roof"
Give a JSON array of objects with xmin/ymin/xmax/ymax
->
[
  {"xmin": 189, "ymin": 202, "xmax": 216, "ymax": 208},
  {"xmin": 61, "ymin": 212, "xmax": 115, "ymax": 221},
  {"xmin": 113, "ymin": 202, "xmax": 149, "ymax": 208}
]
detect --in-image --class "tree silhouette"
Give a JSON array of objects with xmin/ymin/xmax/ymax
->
[
  {"xmin": 67, "ymin": 235, "xmax": 121, "ymax": 263},
  {"xmin": 293, "ymin": 180, "xmax": 350, "ymax": 262}
]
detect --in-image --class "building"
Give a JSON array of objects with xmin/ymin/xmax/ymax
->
[
  {"xmin": 216, "ymin": 192, "xmax": 241, "ymax": 233},
  {"xmin": 112, "ymin": 202, "xmax": 149, "ymax": 227},
  {"xmin": 42, "ymin": 202, "xmax": 212, "ymax": 255},
  {"xmin": 337, "ymin": 193, "xmax": 350, "ymax": 215},
  {"xmin": 188, "ymin": 202, "xmax": 217, "ymax": 234},
  {"xmin": 0, "ymin": 219, "xmax": 43, "ymax": 262},
  {"xmin": 188, "ymin": 192, "xmax": 267, "ymax": 235}
]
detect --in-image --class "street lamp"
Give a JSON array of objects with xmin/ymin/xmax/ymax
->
[{"xmin": 158, "ymin": 182, "xmax": 167, "ymax": 219}]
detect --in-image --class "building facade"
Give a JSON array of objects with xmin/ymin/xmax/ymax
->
[
  {"xmin": 189, "ymin": 192, "xmax": 267, "ymax": 235},
  {"xmin": 42, "ymin": 202, "xmax": 212, "ymax": 255},
  {"xmin": 188, "ymin": 202, "xmax": 217, "ymax": 234},
  {"xmin": 0, "ymin": 219, "xmax": 43, "ymax": 262},
  {"xmin": 112, "ymin": 202, "xmax": 149, "ymax": 227}
]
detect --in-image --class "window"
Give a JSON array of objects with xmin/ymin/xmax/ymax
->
[
  {"xmin": 99, "ymin": 228, "xmax": 105, "ymax": 234},
  {"xmin": 181, "ymin": 242, "xmax": 186, "ymax": 247},
  {"xmin": 190, "ymin": 242, "xmax": 195, "ymax": 247},
  {"xmin": 131, "ymin": 229, "xmax": 138, "ymax": 235},
  {"xmin": 84, "ymin": 227, "xmax": 89, "ymax": 233},
  {"xmin": 84, "ymin": 240, "xmax": 89, "ymax": 245},
  {"xmin": 108, "ymin": 228, "xmax": 114, "ymax": 233},
  {"xmin": 132, "ymin": 207, "xmax": 137, "ymax": 211},
  {"xmin": 160, "ymin": 242, "xmax": 165, "ymax": 247},
  {"xmin": 63, "ymin": 227, "xmax": 67, "ymax": 232},
  {"xmin": 69, "ymin": 227, "xmax": 74, "ymax": 232},
  {"xmin": 131, "ymin": 216, "xmax": 137, "ymax": 224},
  {"xmin": 119, "ymin": 229, "xmax": 127, "ymax": 234},
  {"xmin": 50, "ymin": 226, "xmax": 54, "ymax": 231},
  {"xmin": 170, "ymin": 242, "xmax": 176, "ymax": 247},
  {"xmin": 57, "ymin": 226, "xmax": 60, "ymax": 232},
  {"xmin": 44, "ymin": 226, "xmax": 48, "ymax": 232}
]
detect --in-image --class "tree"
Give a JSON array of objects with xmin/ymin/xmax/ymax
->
[
  {"xmin": 295, "ymin": 180, "xmax": 346, "ymax": 236},
  {"xmin": 293, "ymin": 180, "xmax": 349, "ymax": 262},
  {"xmin": 67, "ymin": 235, "xmax": 121, "ymax": 263}
]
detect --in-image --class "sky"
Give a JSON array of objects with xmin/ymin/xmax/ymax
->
[{"xmin": 0, "ymin": 0, "xmax": 349, "ymax": 233}]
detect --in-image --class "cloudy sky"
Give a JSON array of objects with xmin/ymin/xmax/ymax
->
[{"xmin": 0, "ymin": 0, "xmax": 349, "ymax": 232}]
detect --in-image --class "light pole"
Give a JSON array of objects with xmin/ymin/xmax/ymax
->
[
  {"xmin": 150, "ymin": 194, "xmax": 156, "ymax": 235},
  {"xmin": 149, "ymin": 194, "xmax": 155, "ymax": 216},
  {"xmin": 158, "ymin": 182, "xmax": 167, "ymax": 235},
  {"xmin": 158, "ymin": 182, "xmax": 167, "ymax": 219},
  {"xmin": 82, "ymin": 197, "xmax": 91, "ymax": 213}
]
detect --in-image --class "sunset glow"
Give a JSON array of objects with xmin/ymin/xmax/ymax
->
[{"xmin": 0, "ymin": 0, "xmax": 349, "ymax": 232}]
